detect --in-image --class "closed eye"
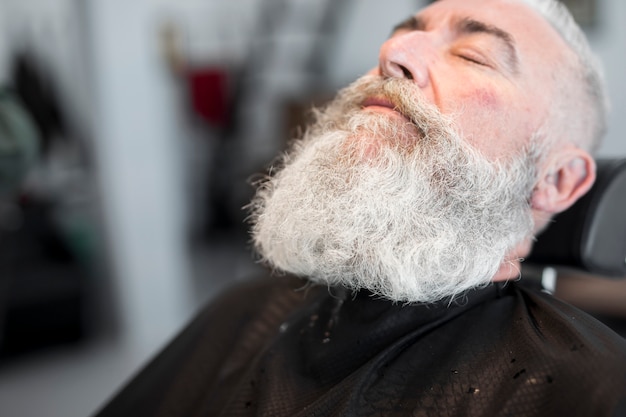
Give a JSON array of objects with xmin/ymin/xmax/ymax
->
[
  {"xmin": 458, "ymin": 53, "xmax": 488, "ymax": 66},
  {"xmin": 454, "ymin": 49, "xmax": 491, "ymax": 67}
]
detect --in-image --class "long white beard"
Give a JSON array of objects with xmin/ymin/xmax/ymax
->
[{"xmin": 249, "ymin": 75, "xmax": 538, "ymax": 303}]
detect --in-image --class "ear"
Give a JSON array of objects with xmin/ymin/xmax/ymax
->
[{"xmin": 531, "ymin": 147, "xmax": 596, "ymax": 215}]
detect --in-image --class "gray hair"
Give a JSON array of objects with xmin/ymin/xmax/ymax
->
[{"xmin": 521, "ymin": 0, "xmax": 608, "ymax": 153}]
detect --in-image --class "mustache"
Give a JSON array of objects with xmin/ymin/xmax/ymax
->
[{"xmin": 327, "ymin": 75, "xmax": 454, "ymax": 139}]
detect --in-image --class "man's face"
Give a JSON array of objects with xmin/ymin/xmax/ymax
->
[
  {"xmin": 368, "ymin": 0, "xmax": 572, "ymax": 161},
  {"xmin": 248, "ymin": 0, "xmax": 576, "ymax": 303}
]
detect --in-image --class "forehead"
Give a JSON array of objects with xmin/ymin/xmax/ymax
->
[
  {"xmin": 415, "ymin": 0, "xmax": 570, "ymax": 72},
  {"xmin": 418, "ymin": 0, "xmax": 545, "ymax": 29}
]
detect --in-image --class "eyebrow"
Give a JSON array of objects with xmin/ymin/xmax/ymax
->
[
  {"xmin": 456, "ymin": 17, "xmax": 519, "ymax": 73},
  {"xmin": 391, "ymin": 15, "xmax": 520, "ymax": 73},
  {"xmin": 392, "ymin": 15, "xmax": 425, "ymax": 33}
]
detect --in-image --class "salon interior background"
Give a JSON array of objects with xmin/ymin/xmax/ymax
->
[{"xmin": 0, "ymin": 1, "xmax": 624, "ymax": 417}]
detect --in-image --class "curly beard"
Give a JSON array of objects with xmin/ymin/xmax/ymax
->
[{"xmin": 248, "ymin": 75, "xmax": 539, "ymax": 303}]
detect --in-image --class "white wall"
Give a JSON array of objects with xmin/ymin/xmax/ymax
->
[
  {"xmin": 590, "ymin": 0, "xmax": 626, "ymax": 157},
  {"xmin": 329, "ymin": 0, "xmax": 420, "ymax": 86},
  {"xmin": 86, "ymin": 0, "xmax": 194, "ymax": 357}
]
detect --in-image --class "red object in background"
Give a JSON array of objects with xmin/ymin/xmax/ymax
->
[{"xmin": 187, "ymin": 67, "xmax": 230, "ymax": 128}]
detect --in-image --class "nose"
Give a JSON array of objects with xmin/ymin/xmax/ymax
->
[{"xmin": 378, "ymin": 32, "xmax": 433, "ymax": 88}]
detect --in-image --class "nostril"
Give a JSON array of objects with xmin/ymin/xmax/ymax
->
[{"xmin": 400, "ymin": 65, "xmax": 413, "ymax": 80}]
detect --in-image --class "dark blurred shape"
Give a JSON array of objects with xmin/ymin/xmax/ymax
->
[
  {"xmin": 0, "ymin": 83, "xmax": 88, "ymax": 362},
  {"xmin": 0, "ymin": 199, "xmax": 87, "ymax": 360},
  {"xmin": 528, "ymin": 158, "xmax": 626, "ymax": 277},
  {"xmin": 0, "ymin": 87, "xmax": 39, "ymax": 197},
  {"xmin": 11, "ymin": 50, "xmax": 67, "ymax": 156}
]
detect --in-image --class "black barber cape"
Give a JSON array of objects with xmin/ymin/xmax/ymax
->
[{"xmin": 95, "ymin": 275, "xmax": 626, "ymax": 417}]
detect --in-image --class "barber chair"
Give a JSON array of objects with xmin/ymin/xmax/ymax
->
[
  {"xmin": 527, "ymin": 158, "xmax": 626, "ymax": 277},
  {"xmin": 523, "ymin": 157, "xmax": 626, "ymax": 338},
  {"xmin": 92, "ymin": 158, "xmax": 626, "ymax": 417}
]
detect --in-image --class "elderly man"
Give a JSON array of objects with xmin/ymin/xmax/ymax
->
[{"xmin": 96, "ymin": 0, "xmax": 626, "ymax": 416}]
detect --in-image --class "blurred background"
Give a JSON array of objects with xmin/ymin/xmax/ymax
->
[{"xmin": 0, "ymin": 0, "xmax": 623, "ymax": 416}]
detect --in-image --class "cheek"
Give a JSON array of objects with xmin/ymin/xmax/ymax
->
[
  {"xmin": 453, "ymin": 87, "xmax": 506, "ymax": 136},
  {"xmin": 467, "ymin": 88, "xmax": 501, "ymax": 109},
  {"xmin": 453, "ymin": 88, "xmax": 521, "ymax": 159}
]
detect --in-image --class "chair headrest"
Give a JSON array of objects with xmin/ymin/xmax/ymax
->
[{"xmin": 527, "ymin": 158, "xmax": 626, "ymax": 277}]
